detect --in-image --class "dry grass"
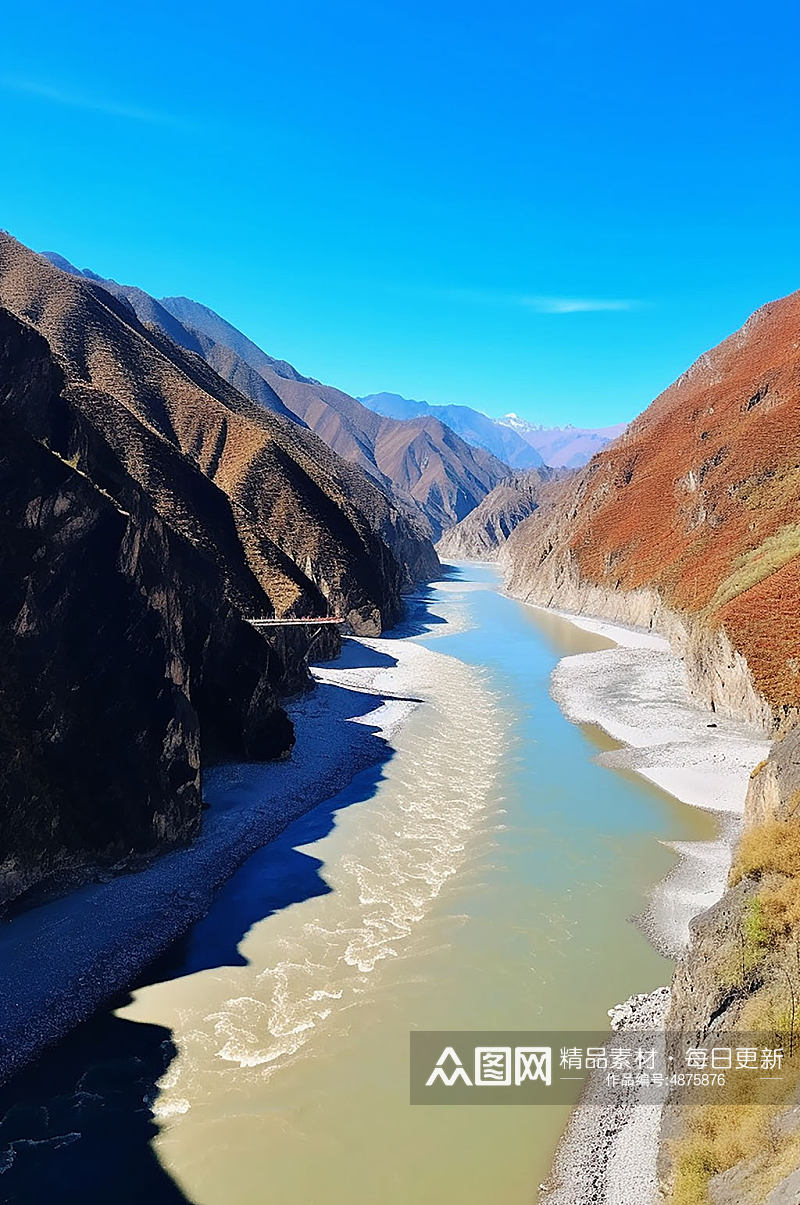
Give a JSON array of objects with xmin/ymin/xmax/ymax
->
[
  {"xmin": 730, "ymin": 821, "xmax": 800, "ymax": 885},
  {"xmin": 668, "ymin": 994, "xmax": 800, "ymax": 1204},
  {"xmin": 670, "ymin": 1105, "xmax": 771, "ymax": 1205},
  {"xmin": 670, "ymin": 822, "xmax": 800, "ymax": 1201},
  {"xmin": 760, "ymin": 879, "xmax": 800, "ymax": 937}
]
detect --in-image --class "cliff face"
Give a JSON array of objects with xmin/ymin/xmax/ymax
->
[
  {"xmin": 436, "ymin": 466, "xmax": 561, "ymax": 560},
  {"xmin": 503, "ymin": 290, "xmax": 800, "ymax": 733},
  {"xmin": 498, "ymin": 290, "xmax": 800, "ymax": 1201},
  {"xmin": 0, "ymin": 308, "xmax": 293, "ymax": 905},
  {"xmin": 658, "ymin": 723, "xmax": 800, "ymax": 1204}
]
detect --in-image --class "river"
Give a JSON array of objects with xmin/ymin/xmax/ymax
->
[{"xmin": 0, "ymin": 563, "xmax": 718, "ymax": 1204}]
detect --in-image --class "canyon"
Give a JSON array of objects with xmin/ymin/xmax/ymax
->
[{"xmin": 3, "ymin": 231, "xmax": 800, "ymax": 1204}]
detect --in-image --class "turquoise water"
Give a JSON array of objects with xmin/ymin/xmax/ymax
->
[{"xmin": 0, "ymin": 564, "xmax": 715, "ymax": 1204}]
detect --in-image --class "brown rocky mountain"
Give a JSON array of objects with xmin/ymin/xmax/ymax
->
[
  {"xmin": 436, "ymin": 466, "xmax": 562, "ymax": 560},
  {"xmin": 155, "ymin": 297, "xmax": 511, "ymax": 541},
  {"xmin": 0, "ymin": 233, "xmax": 437, "ymax": 906},
  {"xmin": 44, "ymin": 264, "xmax": 509, "ymax": 542}
]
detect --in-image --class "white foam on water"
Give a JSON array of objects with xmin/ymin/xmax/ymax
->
[{"xmin": 150, "ymin": 630, "xmax": 507, "ymax": 1097}]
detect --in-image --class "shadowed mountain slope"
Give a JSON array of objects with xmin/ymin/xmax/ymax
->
[{"xmin": 0, "ymin": 305, "xmax": 293, "ymax": 905}]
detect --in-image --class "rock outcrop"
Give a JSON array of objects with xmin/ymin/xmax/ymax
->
[{"xmin": 657, "ymin": 723, "xmax": 800, "ymax": 1203}]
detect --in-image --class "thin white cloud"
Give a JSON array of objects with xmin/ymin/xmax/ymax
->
[
  {"xmin": 441, "ymin": 286, "xmax": 642, "ymax": 315},
  {"xmin": 0, "ymin": 77, "xmax": 192, "ymax": 130},
  {"xmin": 521, "ymin": 295, "xmax": 640, "ymax": 314}
]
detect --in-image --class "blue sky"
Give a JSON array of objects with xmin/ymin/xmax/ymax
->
[{"xmin": 3, "ymin": 0, "xmax": 799, "ymax": 427}]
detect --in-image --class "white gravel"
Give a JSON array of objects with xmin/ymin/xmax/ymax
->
[{"xmin": 533, "ymin": 604, "xmax": 771, "ymax": 1205}]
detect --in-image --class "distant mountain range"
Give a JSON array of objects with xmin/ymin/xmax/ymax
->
[
  {"xmin": 498, "ymin": 413, "xmax": 628, "ymax": 467},
  {"xmin": 360, "ymin": 392, "xmax": 626, "ymax": 469},
  {"xmin": 43, "ymin": 256, "xmax": 509, "ymax": 542},
  {"xmin": 360, "ymin": 392, "xmax": 545, "ymax": 469}
]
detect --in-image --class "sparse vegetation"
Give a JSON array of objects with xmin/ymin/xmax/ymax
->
[
  {"xmin": 730, "ymin": 820, "xmax": 800, "ymax": 885},
  {"xmin": 760, "ymin": 879, "xmax": 800, "ymax": 938},
  {"xmin": 668, "ymin": 996, "xmax": 800, "ymax": 1204},
  {"xmin": 709, "ymin": 522, "xmax": 800, "ymax": 613}
]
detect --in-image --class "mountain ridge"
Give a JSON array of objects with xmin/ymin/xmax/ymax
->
[
  {"xmin": 437, "ymin": 466, "xmax": 563, "ymax": 560},
  {"xmin": 360, "ymin": 390, "xmax": 626, "ymax": 469},
  {"xmin": 42, "ymin": 258, "xmax": 510, "ymax": 542}
]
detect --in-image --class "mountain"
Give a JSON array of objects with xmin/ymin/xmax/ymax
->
[
  {"xmin": 360, "ymin": 391, "xmax": 625, "ymax": 469},
  {"xmin": 0, "ymin": 233, "xmax": 437, "ymax": 905},
  {"xmin": 160, "ymin": 294, "xmax": 315, "ymax": 385},
  {"xmin": 503, "ymin": 289, "xmax": 800, "ymax": 729},
  {"xmin": 152, "ymin": 301, "xmax": 511, "ymax": 542},
  {"xmin": 500, "ymin": 287, "xmax": 800, "ymax": 1197},
  {"xmin": 499, "ymin": 414, "xmax": 628, "ymax": 468},
  {"xmin": 436, "ymin": 467, "xmax": 562, "ymax": 560},
  {"xmin": 42, "ymin": 269, "xmax": 510, "ymax": 542},
  {"xmin": 41, "ymin": 254, "xmax": 304, "ymax": 426},
  {"xmin": 360, "ymin": 392, "xmax": 545, "ymax": 470}
]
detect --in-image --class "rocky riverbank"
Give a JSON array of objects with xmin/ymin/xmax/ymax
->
[{"xmin": 532, "ymin": 603, "xmax": 771, "ymax": 1204}]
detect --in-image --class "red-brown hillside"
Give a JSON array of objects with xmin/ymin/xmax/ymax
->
[{"xmin": 506, "ymin": 290, "xmax": 800, "ymax": 712}]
